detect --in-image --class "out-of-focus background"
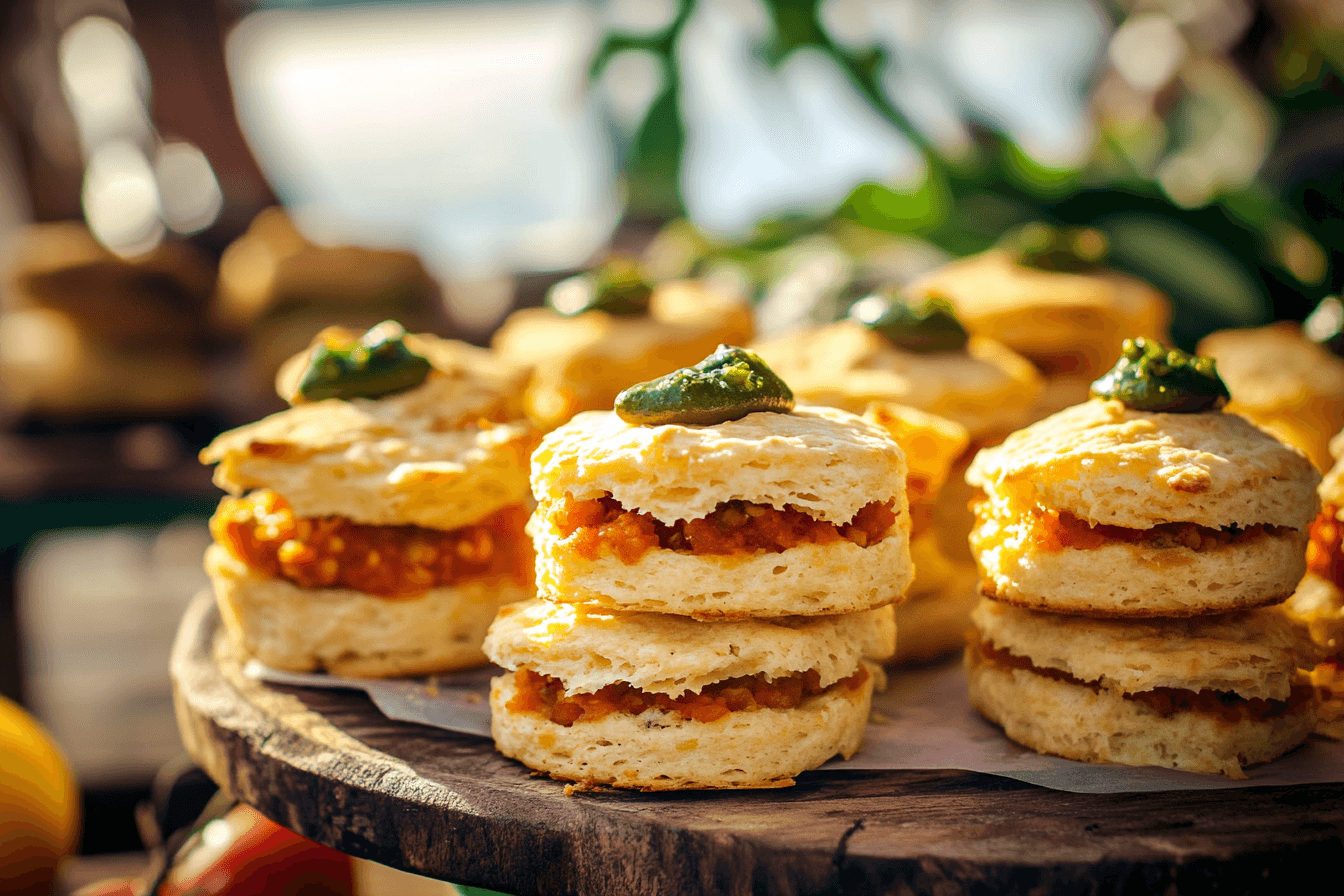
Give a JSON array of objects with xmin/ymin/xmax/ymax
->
[{"xmin": 0, "ymin": 0, "xmax": 1340, "ymax": 892}]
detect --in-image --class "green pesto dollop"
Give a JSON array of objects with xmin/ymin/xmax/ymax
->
[
  {"xmin": 848, "ymin": 291, "xmax": 969, "ymax": 353},
  {"xmin": 296, "ymin": 320, "xmax": 432, "ymax": 402},
  {"xmin": 1001, "ymin": 222, "xmax": 1108, "ymax": 273},
  {"xmin": 1089, "ymin": 337, "xmax": 1229, "ymax": 413},
  {"xmin": 1303, "ymin": 295, "xmax": 1344, "ymax": 358},
  {"xmin": 547, "ymin": 255, "xmax": 652, "ymax": 317},
  {"xmin": 614, "ymin": 345, "xmax": 794, "ymax": 426}
]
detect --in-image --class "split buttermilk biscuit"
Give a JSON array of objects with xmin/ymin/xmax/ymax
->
[
  {"xmin": 483, "ymin": 599, "xmax": 894, "ymax": 789},
  {"xmin": 967, "ymin": 399, "xmax": 1320, "ymax": 616},
  {"xmin": 966, "ymin": 599, "xmax": 1319, "ymax": 778},
  {"xmin": 529, "ymin": 404, "xmax": 913, "ymax": 618},
  {"xmin": 200, "ymin": 331, "xmax": 538, "ymax": 677}
]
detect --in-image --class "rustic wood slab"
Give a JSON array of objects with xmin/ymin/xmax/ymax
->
[{"xmin": 171, "ymin": 592, "xmax": 1344, "ymax": 896}]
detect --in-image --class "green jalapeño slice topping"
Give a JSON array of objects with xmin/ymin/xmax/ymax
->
[
  {"xmin": 1089, "ymin": 337, "xmax": 1229, "ymax": 413},
  {"xmin": 614, "ymin": 345, "xmax": 794, "ymax": 426},
  {"xmin": 296, "ymin": 320, "xmax": 432, "ymax": 402},
  {"xmin": 1001, "ymin": 222, "xmax": 1108, "ymax": 273},
  {"xmin": 848, "ymin": 291, "xmax": 969, "ymax": 353},
  {"xmin": 547, "ymin": 255, "xmax": 653, "ymax": 317}
]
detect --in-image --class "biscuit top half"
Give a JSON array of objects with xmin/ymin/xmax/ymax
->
[
  {"xmin": 966, "ymin": 398, "xmax": 1320, "ymax": 530},
  {"xmin": 531, "ymin": 404, "xmax": 907, "ymax": 526},
  {"xmin": 484, "ymin": 598, "xmax": 895, "ymax": 697},
  {"xmin": 202, "ymin": 339, "xmax": 536, "ymax": 530}
]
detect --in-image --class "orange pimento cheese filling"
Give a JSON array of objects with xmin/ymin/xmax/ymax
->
[
  {"xmin": 212, "ymin": 489, "xmax": 532, "ymax": 598},
  {"xmin": 548, "ymin": 495, "xmax": 898, "ymax": 564},
  {"xmin": 506, "ymin": 665, "xmax": 870, "ymax": 727},
  {"xmin": 969, "ymin": 639, "xmax": 1312, "ymax": 724},
  {"xmin": 1308, "ymin": 504, "xmax": 1343, "ymax": 590},
  {"xmin": 973, "ymin": 499, "xmax": 1289, "ymax": 553}
]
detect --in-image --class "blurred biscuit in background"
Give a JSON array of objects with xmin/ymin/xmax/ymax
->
[
  {"xmin": 1198, "ymin": 322, "xmax": 1344, "ymax": 472},
  {"xmin": 214, "ymin": 207, "xmax": 445, "ymax": 405},
  {"xmin": 0, "ymin": 222, "xmax": 214, "ymax": 419}
]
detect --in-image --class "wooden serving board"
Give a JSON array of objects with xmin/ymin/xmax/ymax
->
[{"xmin": 171, "ymin": 592, "xmax": 1344, "ymax": 896}]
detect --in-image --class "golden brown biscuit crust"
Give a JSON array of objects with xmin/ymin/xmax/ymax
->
[
  {"xmin": 967, "ymin": 399, "xmax": 1321, "ymax": 531},
  {"xmin": 907, "ymin": 249, "xmax": 1170, "ymax": 372},
  {"xmin": 531, "ymin": 405, "xmax": 907, "ymax": 527},
  {"xmin": 751, "ymin": 322, "xmax": 1041, "ymax": 442},
  {"xmin": 491, "ymin": 280, "xmax": 753, "ymax": 429},
  {"xmin": 200, "ymin": 379, "xmax": 535, "ymax": 530}
]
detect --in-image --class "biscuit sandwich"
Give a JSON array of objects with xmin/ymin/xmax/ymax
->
[
  {"xmin": 967, "ymin": 340, "xmax": 1320, "ymax": 617},
  {"xmin": 483, "ymin": 598, "xmax": 895, "ymax": 789},
  {"xmin": 528, "ymin": 348, "xmax": 913, "ymax": 619},
  {"xmin": 907, "ymin": 225, "xmax": 1171, "ymax": 420},
  {"xmin": 200, "ymin": 322, "xmax": 538, "ymax": 677},
  {"xmin": 492, "ymin": 255, "xmax": 753, "ymax": 430},
  {"xmin": 1284, "ymin": 429, "xmax": 1344, "ymax": 738},
  {"xmin": 751, "ymin": 291, "xmax": 1042, "ymax": 445}
]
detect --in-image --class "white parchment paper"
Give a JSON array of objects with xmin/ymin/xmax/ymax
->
[{"xmin": 246, "ymin": 658, "xmax": 1344, "ymax": 794}]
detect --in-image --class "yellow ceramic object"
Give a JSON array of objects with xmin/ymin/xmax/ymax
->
[{"xmin": 0, "ymin": 695, "xmax": 80, "ymax": 895}]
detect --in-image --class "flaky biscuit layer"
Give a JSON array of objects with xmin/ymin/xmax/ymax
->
[
  {"xmin": 967, "ymin": 399, "xmax": 1320, "ymax": 531},
  {"xmin": 532, "ymin": 405, "xmax": 906, "ymax": 526},
  {"xmin": 907, "ymin": 249, "xmax": 1170, "ymax": 370},
  {"xmin": 751, "ymin": 323, "xmax": 1041, "ymax": 442},
  {"xmin": 489, "ymin": 664, "xmax": 873, "ymax": 790},
  {"xmin": 491, "ymin": 280, "xmax": 754, "ymax": 430},
  {"xmin": 201, "ymin": 389, "xmax": 535, "ymax": 530},
  {"xmin": 970, "ymin": 510, "xmax": 1309, "ymax": 616},
  {"xmin": 965, "ymin": 649, "xmax": 1316, "ymax": 779},
  {"xmin": 206, "ymin": 543, "xmax": 530, "ymax": 678},
  {"xmin": 530, "ymin": 512, "xmax": 912, "ymax": 618},
  {"xmin": 971, "ymin": 598, "xmax": 1317, "ymax": 701},
  {"xmin": 482, "ymin": 598, "xmax": 895, "ymax": 697}
]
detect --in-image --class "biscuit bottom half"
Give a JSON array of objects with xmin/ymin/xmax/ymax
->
[
  {"xmin": 532, "ymin": 495, "xmax": 912, "ymax": 618},
  {"xmin": 965, "ymin": 638, "xmax": 1317, "ymax": 778},
  {"xmin": 206, "ymin": 543, "xmax": 532, "ymax": 678},
  {"xmin": 971, "ymin": 504, "xmax": 1307, "ymax": 616},
  {"xmin": 488, "ymin": 663, "xmax": 876, "ymax": 790}
]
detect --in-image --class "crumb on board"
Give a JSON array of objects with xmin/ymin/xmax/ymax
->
[{"xmin": 563, "ymin": 779, "xmax": 602, "ymax": 796}]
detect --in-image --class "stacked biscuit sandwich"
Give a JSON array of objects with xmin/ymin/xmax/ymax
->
[
  {"xmin": 200, "ymin": 321, "xmax": 538, "ymax": 677},
  {"xmin": 963, "ymin": 338, "xmax": 1323, "ymax": 777},
  {"xmin": 483, "ymin": 346, "xmax": 912, "ymax": 789}
]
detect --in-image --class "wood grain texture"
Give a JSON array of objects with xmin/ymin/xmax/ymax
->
[{"xmin": 170, "ymin": 592, "xmax": 1344, "ymax": 896}]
